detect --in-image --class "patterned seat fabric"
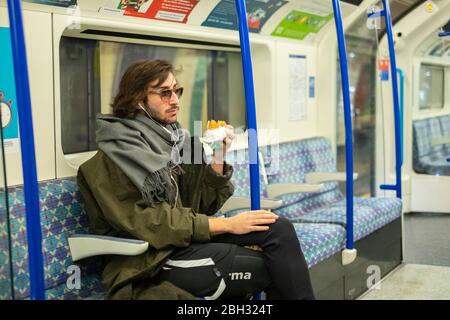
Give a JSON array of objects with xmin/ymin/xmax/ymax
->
[
  {"xmin": 413, "ymin": 117, "xmax": 450, "ymax": 175},
  {"xmin": 0, "ymin": 178, "xmax": 104, "ymax": 300},
  {"xmin": 263, "ymin": 137, "xmax": 401, "ymax": 243},
  {"xmin": 259, "ymin": 138, "xmax": 340, "ymax": 208},
  {"xmin": 224, "ymin": 137, "xmax": 401, "ymax": 265},
  {"xmin": 0, "ymin": 194, "xmax": 12, "ymax": 300},
  {"xmin": 219, "ymin": 150, "xmax": 347, "ymax": 268},
  {"xmin": 293, "ymin": 222, "xmax": 346, "ymax": 268},
  {"xmin": 295, "ymin": 197, "xmax": 402, "ymax": 241},
  {"xmin": 220, "ymin": 148, "xmax": 269, "ymax": 216}
]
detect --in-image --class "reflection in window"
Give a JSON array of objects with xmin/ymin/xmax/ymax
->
[
  {"xmin": 419, "ymin": 64, "xmax": 445, "ymax": 110},
  {"xmin": 59, "ymin": 37, "xmax": 246, "ymax": 155},
  {"xmin": 336, "ymin": 12, "xmax": 378, "ymax": 197},
  {"xmin": 429, "ymin": 42, "xmax": 450, "ymax": 58}
]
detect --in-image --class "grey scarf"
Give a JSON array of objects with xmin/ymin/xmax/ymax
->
[{"xmin": 96, "ymin": 113, "xmax": 188, "ymax": 207}]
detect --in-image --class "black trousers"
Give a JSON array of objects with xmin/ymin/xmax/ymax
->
[{"xmin": 154, "ymin": 217, "xmax": 315, "ymax": 300}]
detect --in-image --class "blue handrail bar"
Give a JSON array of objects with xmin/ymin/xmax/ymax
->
[
  {"xmin": 397, "ymin": 68, "xmax": 404, "ymax": 166},
  {"xmin": 380, "ymin": 184, "xmax": 397, "ymax": 191},
  {"xmin": 235, "ymin": 0, "xmax": 261, "ymax": 211},
  {"xmin": 6, "ymin": 0, "xmax": 45, "ymax": 299},
  {"xmin": 235, "ymin": 0, "xmax": 262, "ymax": 300},
  {"xmin": 332, "ymin": 0, "xmax": 354, "ymax": 250},
  {"xmin": 382, "ymin": 0, "xmax": 402, "ymax": 199}
]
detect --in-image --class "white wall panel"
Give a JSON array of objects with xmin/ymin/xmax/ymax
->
[
  {"xmin": 275, "ymin": 41, "xmax": 317, "ymax": 143},
  {"xmin": 0, "ymin": 7, "xmax": 55, "ymax": 186}
]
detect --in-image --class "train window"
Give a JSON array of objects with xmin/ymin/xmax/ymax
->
[
  {"xmin": 59, "ymin": 37, "xmax": 246, "ymax": 155},
  {"xmin": 429, "ymin": 42, "xmax": 450, "ymax": 57},
  {"xmin": 337, "ymin": 13, "xmax": 378, "ymax": 197},
  {"xmin": 419, "ymin": 64, "xmax": 445, "ymax": 110}
]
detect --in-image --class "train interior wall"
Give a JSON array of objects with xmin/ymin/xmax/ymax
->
[{"xmin": 0, "ymin": 0, "xmax": 449, "ymax": 301}]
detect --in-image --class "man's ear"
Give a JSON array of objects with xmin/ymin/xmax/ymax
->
[
  {"xmin": 142, "ymin": 97, "xmax": 150, "ymax": 108},
  {"xmin": 137, "ymin": 99, "xmax": 146, "ymax": 109}
]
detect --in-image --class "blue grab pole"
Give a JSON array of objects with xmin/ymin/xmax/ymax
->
[
  {"xmin": 235, "ymin": 0, "xmax": 261, "ymax": 211},
  {"xmin": 396, "ymin": 68, "xmax": 404, "ymax": 166},
  {"xmin": 382, "ymin": 0, "xmax": 402, "ymax": 199},
  {"xmin": 332, "ymin": 0, "xmax": 354, "ymax": 250},
  {"xmin": 6, "ymin": 0, "xmax": 45, "ymax": 299}
]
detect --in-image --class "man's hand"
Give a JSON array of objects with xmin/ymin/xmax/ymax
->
[
  {"xmin": 227, "ymin": 210, "xmax": 279, "ymax": 235},
  {"xmin": 211, "ymin": 125, "xmax": 234, "ymax": 174},
  {"xmin": 208, "ymin": 210, "xmax": 279, "ymax": 236},
  {"xmin": 223, "ymin": 125, "xmax": 235, "ymax": 153},
  {"xmin": 212, "ymin": 125, "xmax": 234, "ymax": 162}
]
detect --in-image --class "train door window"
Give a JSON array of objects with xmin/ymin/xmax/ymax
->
[
  {"xmin": 336, "ymin": 13, "xmax": 378, "ymax": 197},
  {"xmin": 59, "ymin": 37, "xmax": 246, "ymax": 155},
  {"xmin": 60, "ymin": 37, "xmax": 100, "ymax": 155},
  {"xmin": 419, "ymin": 64, "xmax": 445, "ymax": 111}
]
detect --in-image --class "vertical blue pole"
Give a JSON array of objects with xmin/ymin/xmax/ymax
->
[
  {"xmin": 332, "ymin": 0, "xmax": 354, "ymax": 250},
  {"xmin": 396, "ymin": 68, "xmax": 404, "ymax": 166},
  {"xmin": 6, "ymin": 0, "xmax": 45, "ymax": 299},
  {"xmin": 235, "ymin": 0, "xmax": 261, "ymax": 211},
  {"xmin": 382, "ymin": 0, "xmax": 402, "ymax": 199}
]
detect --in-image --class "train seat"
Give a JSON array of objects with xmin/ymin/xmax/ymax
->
[
  {"xmin": 0, "ymin": 164, "xmax": 282, "ymax": 300},
  {"xmin": 413, "ymin": 116, "xmax": 450, "ymax": 175},
  {"xmin": 223, "ymin": 145, "xmax": 347, "ymax": 267},
  {"xmin": 291, "ymin": 197, "xmax": 401, "ymax": 241},
  {"xmin": 0, "ymin": 178, "xmax": 104, "ymax": 300},
  {"xmin": 293, "ymin": 222, "xmax": 346, "ymax": 268},
  {"xmin": 221, "ymin": 147, "xmax": 269, "ymax": 206},
  {"xmin": 258, "ymin": 137, "xmax": 402, "ymax": 242},
  {"xmin": 0, "ymin": 136, "xmax": 403, "ymax": 300}
]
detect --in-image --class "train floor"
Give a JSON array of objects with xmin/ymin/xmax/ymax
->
[{"xmin": 359, "ymin": 212, "xmax": 450, "ymax": 300}]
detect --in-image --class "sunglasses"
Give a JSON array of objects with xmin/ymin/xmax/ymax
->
[{"xmin": 148, "ymin": 87, "xmax": 184, "ymax": 101}]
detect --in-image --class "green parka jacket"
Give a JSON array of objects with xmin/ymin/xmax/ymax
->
[{"xmin": 77, "ymin": 150, "xmax": 234, "ymax": 299}]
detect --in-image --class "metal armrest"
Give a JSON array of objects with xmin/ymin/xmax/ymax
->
[
  {"xmin": 266, "ymin": 183, "xmax": 324, "ymax": 198},
  {"xmin": 431, "ymin": 136, "xmax": 450, "ymax": 147},
  {"xmin": 68, "ymin": 234, "xmax": 149, "ymax": 261},
  {"xmin": 219, "ymin": 196, "xmax": 282, "ymax": 213},
  {"xmin": 305, "ymin": 172, "xmax": 358, "ymax": 184}
]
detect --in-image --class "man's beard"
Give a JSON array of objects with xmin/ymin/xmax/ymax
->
[{"xmin": 147, "ymin": 105, "xmax": 178, "ymax": 125}]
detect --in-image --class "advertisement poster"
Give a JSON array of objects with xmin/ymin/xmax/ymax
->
[
  {"xmin": 272, "ymin": 9, "xmax": 333, "ymax": 41},
  {"xmin": 100, "ymin": 0, "xmax": 199, "ymax": 24},
  {"xmin": 202, "ymin": 0, "xmax": 287, "ymax": 33},
  {"xmin": 24, "ymin": 0, "xmax": 77, "ymax": 7},
  {"xmin": 0, "ymin": 28, "xmax": 20, "ymax": 154},
  {"xmin": 288, "ymin": 55, "xmax": 307, "ymax": 121}
]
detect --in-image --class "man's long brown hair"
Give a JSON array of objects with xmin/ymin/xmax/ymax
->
[{"xmin": 111, "ymin": 59, "xmax": 175, "ymax": 119}]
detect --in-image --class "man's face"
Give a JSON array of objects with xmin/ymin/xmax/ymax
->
[{"xmin": 144, "ymin": 72, "xmax": 181, "ymax": 125}]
